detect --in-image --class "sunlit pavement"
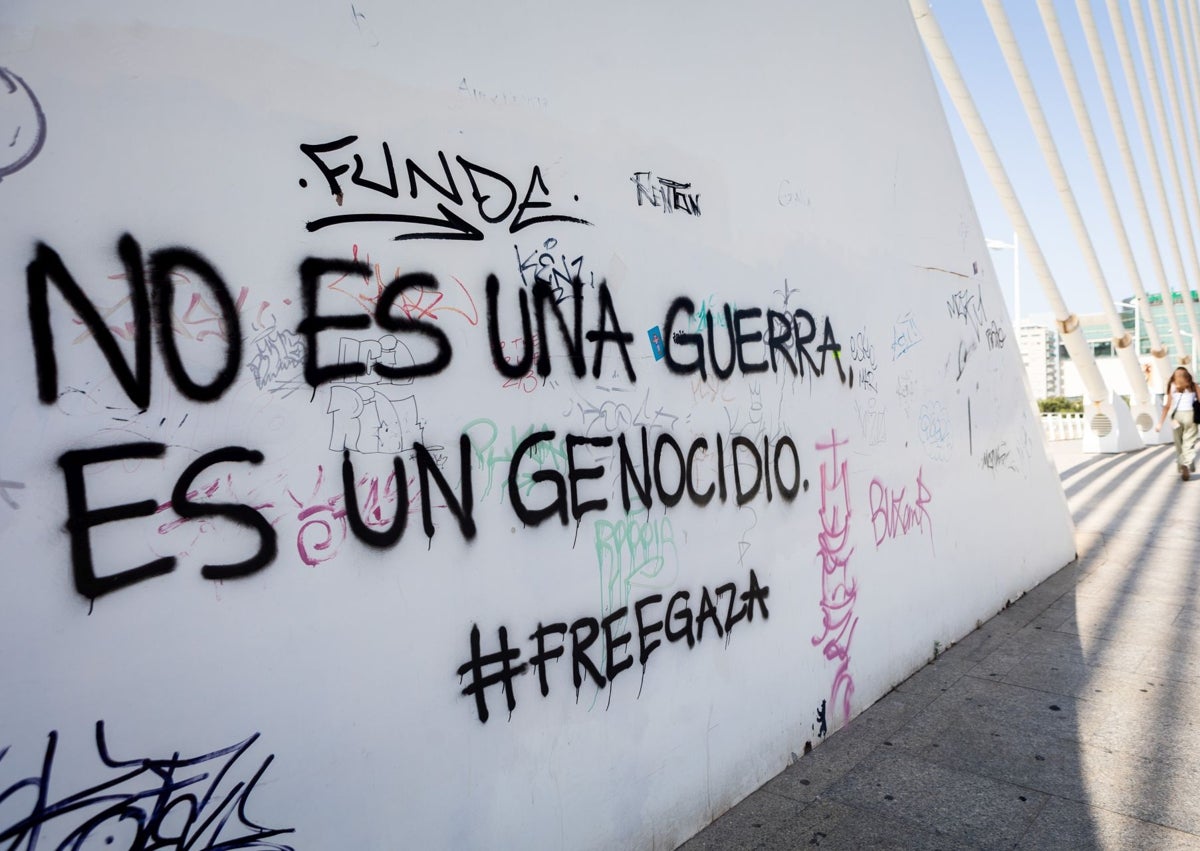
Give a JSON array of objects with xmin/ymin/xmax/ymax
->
[{"xmin": 681, "ymin": 440, "xmax": 1200, "ymax": 850}]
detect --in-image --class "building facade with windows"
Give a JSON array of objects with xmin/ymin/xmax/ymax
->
[
  {"xmin": 1017, "ymin": 324, "xmax": 1062, "ymax": 399},
  {"xmin": 1059, "ymin": 291, "xmax": 1199, "ymax": 398}
]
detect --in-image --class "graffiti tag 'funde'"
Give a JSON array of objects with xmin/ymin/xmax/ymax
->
[{"xmin": 300, "ymin": 139, "xmax": 590, "ymax": 240}]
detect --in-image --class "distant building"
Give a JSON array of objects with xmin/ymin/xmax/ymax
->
[
  {"xmin": 1017, "ymin": 324, "xmax": 1062, "ymax": 399},
  {"xmin": 1059, "ymin": 291, "xmax": 1198, "ymax": 398}
]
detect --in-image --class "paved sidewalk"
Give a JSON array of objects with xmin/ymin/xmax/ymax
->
[{"xmin": 682, "ymin": 441, "xmax": 1200, "ymax": 850}]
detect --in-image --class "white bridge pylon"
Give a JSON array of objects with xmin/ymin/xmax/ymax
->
[{"xmin": 910, "ymin": 0, "xmax": 1142, "ymax": 453}]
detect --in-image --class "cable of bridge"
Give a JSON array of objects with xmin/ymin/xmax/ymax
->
[
  {"xmin": 909, "ymin": 0, "xmax": 1111, "ymax": 405},
  {"xmin": 982, "ymin": 0, "xmax": 1150, "ymax": 406}
]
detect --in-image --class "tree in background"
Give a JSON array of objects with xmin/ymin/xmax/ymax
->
[{"xmin": 1038, "ymin": 396, "xmax": 1084, "ymax": 414}]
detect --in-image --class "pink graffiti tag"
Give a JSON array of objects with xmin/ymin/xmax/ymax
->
[
  {"xmin": 324, "ymin": 244, "xmax": 481, "ymax": 326},
  {"xmin": 868, "ymin": 468, "xmax": 934, "ymax": 551},
  {"xmin": 73, "ymin": 273, "xmax": 251, "ymax": 345},
  {"xmin": 286, "ymin": 466, "xmax": 347, "ymax": 567},
  {"xmin": 287, "ymin": 462, "xmax": 429, "ymax": 566},
  {"xmin": 812, "ymin": 430, "xmax": 856, "ymax": 725},
  {"xmin": 150, "ymin": 473, "xmax": 279, "ymax": 561}
]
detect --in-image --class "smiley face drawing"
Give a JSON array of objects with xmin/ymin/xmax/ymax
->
[{"xmin": 0, "ymin": 67, "xmax": 46, "ymax": 182}]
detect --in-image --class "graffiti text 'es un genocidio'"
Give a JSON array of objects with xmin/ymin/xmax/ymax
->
[{"xmin": 23, "ymin": 234, "xmax": 845, "ymax": 600}]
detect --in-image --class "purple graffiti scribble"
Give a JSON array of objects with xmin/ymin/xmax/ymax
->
[
  {"xmin": 813, "ymin": 430, "xmax": 856, "ymax": 725},
  {"xmin": 868, "ymin": 468, "xmax": 933, "ymax": 552},
  {"xmin": 286, "ymin": 466, "xmax": 347, "ymax": 567}
]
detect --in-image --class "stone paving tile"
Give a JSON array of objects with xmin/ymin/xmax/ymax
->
[
  {"xmin": 899, "ymin": 719, "xmax": 1090, "ymax": 804},
  {"xmin": 1074, "ymin": 577, "xmax": 1193, "ymax": 608},
  {"xmin": 971, "ymin": 646, "xmax": 1030, "ymax": 682},
  {"xmin": 819, "ymin": 749, "xmax": 1047, "ymax": 849},
  {"xmin": 888, "ymin": 676, "xmax": 1082, "ymax": 748},
  {"xmin": 760, "ymin": 729, "xmax": 879, "ymax": 806},
  {"xmin": 763, "ymin": 689, "xmax": 935, "ymax": 804},
  {"xmin": 883, "ymin": 681, "xmax": 1091, "ymax": 802},
  {"xmin": 1053, "ymin": 608, "xmax": 1186, "ymax": 650},
  {"xmin": 1074, "ymin": 670, "xmax": 1200, "ymax": 716},
  {"xmin": 786, "ymin": 800, "xmax": 958, "ymax": 851},
  {"xmin": 1177, "ymin": 604, "xmax": 1200, "ymax": 622},
  {"xmin": 679, "ymin": 790, "xmax": 811, "ymax": 850},
  {"xmin": 1137, "ymin": 644, "xmax": 1200, "ymax": 684},
  {"xmin": 999, "ymin": 657, "xmax": 1115, "ymax": 702},
  {"xmin": 1023, "ymin": 601, "xmax": 1080, "ymax": 633},
  {"xmin": 952, "ymin": 624, "xmax": 1031, "ymax": 666},
  {"xmin": 1017, "ymin": 796, "xmax": 1200, "ymax": 851},
  {"xmin": 675, "ymin": 442, "xmax": 1200, "ymax": 849},
  {"xmin": 892, "ymin": 653, "xmax": 978, "ymax": 697},
  {"xmin": 1024, "ymin": 627, "xmax": 1148, "ymax": 674},
  {"xmin": 753, "ymin": 800, "xmax": 859, "ymax": 850},
  {"xmin": 1075, "ymin": 580, "xmax": 1200, "ymax": 607},
  {"xmin": 1097, "ymin": 547, "xmax": 1198, "ymax": 573},
  {"xmin": 1061, "ymin": 450, "xmax": 1158, "ymax": 499},
  {"xmin": 1074, "ymin": 752, "xmax": 1200, "ymax": 837},
  {"xmin": 890, "ymin": 685, "xmax": 1200, "ymax": 835},
  {"xmin": 1074, "ymin": 688, "xmax": 1200, "ymax": 768},
  {"xmin": 962, "ymin": 612, "xmax": 1170, "ymax": 678}
]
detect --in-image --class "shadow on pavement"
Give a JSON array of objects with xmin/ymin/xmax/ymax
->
[{"xmin": 681, "ymin": 443, "xmax": 1200, "ymax": 849}]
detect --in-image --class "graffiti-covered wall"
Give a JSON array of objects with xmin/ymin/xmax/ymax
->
[{"xmin": 0, "ymin": 2, "xmax": 1074, "ymax": 848}]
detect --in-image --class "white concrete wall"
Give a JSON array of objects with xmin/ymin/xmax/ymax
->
[{"xmin": 0, "ymin": 2, "xmax": 1075, "ymax": 848}]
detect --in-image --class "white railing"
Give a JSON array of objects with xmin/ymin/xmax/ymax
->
[{"xmin": 1041, "ymin": 412, "xmax": 1085, "ymax": 441}]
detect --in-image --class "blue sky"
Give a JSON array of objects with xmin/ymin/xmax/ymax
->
[{"xmin": 930, "ymin": 0, "xmax": 1200, "ymax": 326}]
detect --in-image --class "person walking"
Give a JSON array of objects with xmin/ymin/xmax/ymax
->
[{"xmin": 1157, "ymin": 366, "xmax": 1199, "ymax": 481}]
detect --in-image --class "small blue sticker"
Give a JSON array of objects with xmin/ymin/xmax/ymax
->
[{"xmin": 647, "ymin": 326, "xmax": 665, "ymax": 361}]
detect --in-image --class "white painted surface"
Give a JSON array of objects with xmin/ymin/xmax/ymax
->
[{"xmin": 0, "ymin": 3, "xmax": 1075, "ymax": 849}]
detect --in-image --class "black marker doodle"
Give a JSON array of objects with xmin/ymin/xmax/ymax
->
[
  {"xmin": 0, "ymin": 67, "xmax": 46, "ymax": 182},
  {"xmin": 0, "ymin": 477, "xmax": 25, "ymax": 509},
  {"xmin": 0, "ymin": 721, "xmax": 294, "ymax": 850},
  {"xmin": 513, "ymin": 236, "xmax": 596, "ymax": 303},
  {"xmin": 631, "ymin": 171, "xmax": 701, "ymax": 216},
  {"xmin": 772, "ymin": 278, "xmax": 799, "ymax": 308},
  {"xmin": 458, "ymin": 77, "xmax": 548, "ymax": 110},
  {"xmin": 349, "ymin": 3, "xmax": 380, "ymax": 47},
  {"xmin": 326, "ymin": 335, "xmax": 422, "ymax": 454},
  {"xmin": 247, "ymin": 326, "xmax": 306, "ymax": 393}
]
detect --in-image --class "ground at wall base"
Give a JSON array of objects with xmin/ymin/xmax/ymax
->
[{"xmin": 682, "ymin": 440, "xmax": 1200, "ymax": 850}]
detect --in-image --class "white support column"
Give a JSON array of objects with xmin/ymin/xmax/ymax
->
[
  {"xmin": 1092, "ymin": 0, "xmax": 1192, "ymax": 378},
  {"xmin": 1128, "ymin": 0, "xmax": 1200, "ymax": 348},
  {"xmin": 1183, "ymin": 0, "xmax": 1200, "ymax": 122},
  {"xmin": 1070, "ymin": 0, "xmax": 1171, "ymax": 391},
  {"xmin": 1037, "ymin": 0, "xmax": 1165, "ymax": 442},
  {"xmin": 983, "ymin": 1, "xmax": 1149, "ymax": 417},
  {"xmin": 909, "ymin": 0, "xmax": 1139, "ymax": 452}
]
